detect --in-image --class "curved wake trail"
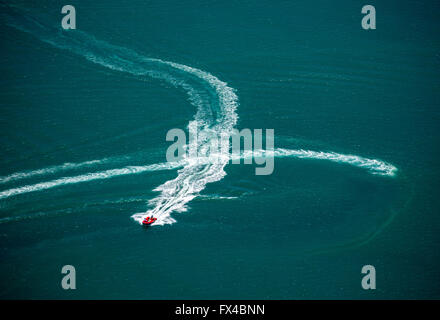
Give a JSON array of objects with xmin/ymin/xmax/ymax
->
[
  {"xmin": 0, "ymin": 148, "xmax": 396, "ymax": 201},
  {"xmin": 0, "ymin": 158, "xmax": 111, "ymax": 185},
  {"xmin": 0, "ymin": 162, "xmax": 183, "ymax": 200},
  {"xmin": 1, "ymin": 6, "xmax": 397, "ymax": 226},
  {"xmin": 2, "ymin": 6, "xmax": 238, "ymax": 225},
  {"xmin": 252, "ymin": 148, "xmax": 397, "ymax": 176}
]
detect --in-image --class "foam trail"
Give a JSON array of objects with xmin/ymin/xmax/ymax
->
[
  {"xmin": 0, "ymin": 147, "xmax": 396, "ymax": 201},
  {"xmin": 1, "ymin": 7, "xmax": 397, "ymax": 227},
  {"xmin": 0, "ymin": 161, "xmax": 183, "ymax": 200},
  {"xmin": 250, "ymin": 148, "xmax": 398, "ymax": 176},
  {"xmin": 0, "ymin": 159, "xmax": 111, "ymax": 185},
  {"xmin": 2, "ymin": 6, "xmax": 239, "ymax": 227}
]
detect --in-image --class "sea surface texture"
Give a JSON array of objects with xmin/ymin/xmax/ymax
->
[{"xmin": 0, "ymin": 0, "xmax": 439, "ymax": 298}]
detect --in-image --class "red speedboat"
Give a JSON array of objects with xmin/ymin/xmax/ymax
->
[{"xmin": 142, "ymin": 216, "xmax": 157, "ymax": 226}]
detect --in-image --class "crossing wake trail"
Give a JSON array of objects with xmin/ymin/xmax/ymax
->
[{"xmin": 0, "ymin": 5, "xmax": 397, "ymax": 226}]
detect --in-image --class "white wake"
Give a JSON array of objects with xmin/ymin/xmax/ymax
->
[
  {"xmin": 3, "ymin": 7, "xmax": 238, "ymax": 226},
  {"xmin": 1, "ymin": 7, "xmax": 398, "ymax": 227},
  {"xmin": 0, "ymin": 148, "xmax": 396, "ymax": 201},
  {"xmin": 0, "ymin": 159, "xmax": 111, "ymax": 185},
  {"xmin": 0, "ymin": 162, "xmax": 183, "ymax": 200}
]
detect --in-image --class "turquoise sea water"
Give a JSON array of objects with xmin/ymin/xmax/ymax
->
[{"xmin": 0, "ymin": 0, "xmax": 439, "ymax": 299}]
